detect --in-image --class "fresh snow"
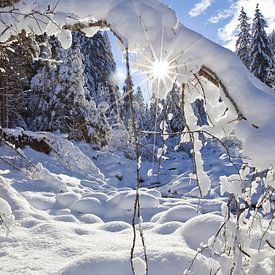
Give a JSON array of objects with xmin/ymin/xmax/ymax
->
[
  {"xmin": 0, "ymin": 0, "xmax": 275, "ymax": 274},
  {"xmin": 0, "ymin": 137, "xmax": 274, "ymax": 274}
]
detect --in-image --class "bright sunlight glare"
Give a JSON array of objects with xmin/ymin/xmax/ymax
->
[{"xmin": 152, "ymin": 60, "xmax": 170, "ymax": 80}]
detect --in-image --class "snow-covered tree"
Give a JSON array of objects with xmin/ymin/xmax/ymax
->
[
  {"xmin": 29, "ymin": 36, "xmax": 110, "ymax": 146},
  {"xmin": 249, "ymin": 4, "xmax": 274, "ymax": 84},
  {"xmin": 166, "ymin": 85, "xmax": 184, "ymax": 133},
  {"xmin": 268, "ymin": 30, "xmax": 275, "ymax": 52},
  {"xmin": 235, "ymin": 7, "xmax": 251, "ymax": 68},
  {"xmin": 133, "ymin": 86, "xmax": 147, "ymax": 131},
  {"xmin": 73, "ymin": 32, "xmax": 120, "ymax": 124},
  {"xmin": 266, "ymin": 67, "xmax": 275, "ymax": 89},
  {"xmin": 0, "ymin": 32, "xmax": 39, "ymax": 128}
]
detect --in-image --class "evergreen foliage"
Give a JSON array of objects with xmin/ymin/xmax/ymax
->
[
  {"xmin": 249, "ymin": 4, "xmax": 274, "ymax": 84},
  {"xmin": 236, "ymin": 7, "xmax": 251, "ymax": 68}
]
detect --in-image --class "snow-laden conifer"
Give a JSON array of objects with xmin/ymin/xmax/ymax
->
[
  {"xmin": 236, "ymin": 7, "xmax": 251, "ymax": 68},
  {"xmin": 249, "ymin": 4, "xmax": 274, "ymax": 84}
]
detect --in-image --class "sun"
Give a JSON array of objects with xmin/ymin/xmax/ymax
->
[{"xmin": 152, "ymin": 60, "xmax": 170, "ymax": 80}]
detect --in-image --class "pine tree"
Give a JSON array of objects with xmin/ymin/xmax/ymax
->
[
  {"xmin": 133, "ymin": 86, "xmax": 147, "ymax": 131},
  {"xmin": 236, "ymin": 7, "xmax": 251, "ymax": 68},
  {"xmin": 0, "ymin": 31, "xmax": 39, "ymax": 128},
  {"xmin": 166, "ymin": 85, "xmax": 184, "ymax": 133},
  {"xmin": 73, "ymin": 32, "xmax": 120, "ymax": 123},
  {"xmin": 29, "ymin": 35, "xmax": 110, "ymax": 146},
  {"xmin": 266, "ymin": 67, "xmax": 275, "ymax": 89},
  {"xmin": 268, "ymin": 30, "xmax": 275, "ymax": 57},
  {"xmin": 249, "ymin": 4, "xmax": 274, "ymax": 84}
]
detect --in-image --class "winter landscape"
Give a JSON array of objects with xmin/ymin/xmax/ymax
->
[{"xmin": 0, "ymin": 0, "xmax": 275, "ymax": 274}]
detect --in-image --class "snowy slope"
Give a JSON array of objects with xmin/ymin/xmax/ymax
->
[{"xmin": 0, "ymin": 136, "xmax": 274, "ymax": 275}]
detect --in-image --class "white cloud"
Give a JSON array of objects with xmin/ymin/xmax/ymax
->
[
  {"xmin": 208, "ymin": 4, "xmax": 235, "ymax": 24},
  {"xmin": 189, "ymin": 0, "xmax": 215, "ymax": 17},
  {"xmin": 217, "ymin": 0, "xmax": 275, "ymax": 50}
]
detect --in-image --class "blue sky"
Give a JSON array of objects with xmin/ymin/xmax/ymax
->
[
  {"xmin": 110, "ymin": 0, "xmax": 275, "ymax": 98},
  {"xmin": 161, "ymin": 0, "xmax": 232, "ymax": 45}
]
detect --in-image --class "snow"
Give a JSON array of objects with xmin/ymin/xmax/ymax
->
[
  {"xmin": 151, "ymin": 204, "xmax": 199, "ymax": 223},
  {"xmin": 0, "ymin": 198, "xmax": 12, "ymax": 218},
  {"xmin": 118, "ymin": 191, "xmax": 159, "ymax": 210},
  {"xmin": 0, "ymin": 138, "xmax": 274, "ymax": 274},
  {"xmin": 56, "ymin": 192, "xmax": 81, "ymax": 208},
  {"xmin": 69, "ymin": 197, "xmax": 102, "ymax": 215},
  {"xmin": 177, "ymin": 213, "xmax": 224, "ymax": 250},
  {"xmin": 56, "ymin": 30, "xmax": 73, "ymax": 49},
  {"xmin": 0, "ymin": 0, "xmax": 275, "ymax": 274}
]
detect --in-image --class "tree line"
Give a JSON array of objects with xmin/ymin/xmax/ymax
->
[{"xmin": 236, "ymin": 4, "xmax": 275, "ymax": 89}]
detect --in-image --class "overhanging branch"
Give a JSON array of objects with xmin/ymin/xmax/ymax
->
[{"xmin": 198, "ymin": 65, "xmax": 259, "ymax": 129}]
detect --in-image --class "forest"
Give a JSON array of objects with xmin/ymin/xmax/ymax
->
[{"xmin": 0, "ymin": 1, "xmax": 274, "ymax": 274}]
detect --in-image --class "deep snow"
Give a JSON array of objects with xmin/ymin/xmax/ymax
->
[{"xmin": 0, "ymin": 135, "xmax": 274, "ymax": 275}]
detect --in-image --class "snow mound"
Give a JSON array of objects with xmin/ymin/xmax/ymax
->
[
  {"xmin": 33, "ymin": 163, "xmax": 68, "ymax": 192},
  {"xmin": 151, "ymin": 204, "xmax": 199, "ymax": 223},
  {"xmin": 118, "ymin": 191, "xmax": 159, "ymax": 211},
  {"xmin": 59, "ymin": 252, "xmax": 131, "ymax": 275},
  {"xmin": 99, "ymin": 221, "xmax": 131, "ymax": 232},
  {"xmin": 53, "ymin": 214, "xmax": 79, "ymax": 223},
  {"xmin": 177, "ymin": 213, "xmax": 223, "ymax": 250},
  {"xmin": 153, "ymin": 221, "xmax": 183, "ymax": 235},
  {"xmin": 69, "ymin": 197, "xmax": 102, "ymax": 215},
  {"xmin": 21, "ymin": 191, "xmax": 56, "ymax": 211},
  {"xmin": 56, "ymin": 192, "xmax": 81, "ymax": 208},
  {"xmin": 82, "ymin": 192, "xmax": 109, "ymax": 202},
  {"xmin": 79, "ymin": 214, "xmax": 103, "ymax": 224},
  {"xmin": 248, "ymin": 249, "xmax": 275, "ymax": 275},
  {"xmin": 80, "ymin": 180, "xmax": 101, "ymax": 190},
  {"xmin": 143, "ymin": 189, "xmax": 162, "ymax": 198}
]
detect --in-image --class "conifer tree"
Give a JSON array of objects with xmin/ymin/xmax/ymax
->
[
  {"xmin": 29, "ymin": 35, "xmax": 110, "ymax": 146},
  {"xmin": 266, "ymin": 67, "xmax": 275, "ymax": 89},
  {"xmin": 236, "ymin": 7, "xmax": 251, "ymax": 68},
  {"xmin": 133, "ymin": 86, "xmax": 147, "ymax": 131},
  {"xmin": 73, "ymin": 32, "xmax": 120, "ymax": 123},
  {"xmin": 249, "ymin": 4, "xmax": 274, "ymax": 84},
  {"xmin": 166, "ymin": 86, "xmax": 184, "ymax": 133},
  {"xmin": 268, "ymin": 30, "xmax": 275, "ymax": 57}
]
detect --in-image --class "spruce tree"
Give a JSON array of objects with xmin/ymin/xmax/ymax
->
[
  {"xmin": 29, "ymin": 35, "xmax": 110, "ymax": 146},
  {"xmin": 236, "ymin": 7, "xmax": 251, "ymax": 68},
  {"xmin": 133, "ymin": 86, "xmax": 147, "ymax": 131},
  {"xmin": 249, "ymin": 4, "xmax": 274, "ymax": 84},
  {"xmin": 266, "ymin": 67, "xmax": 275, "ymax": 89},
  {"xmin": 268, "ymin": 30, "xmax": 275, "ymax": 58},
  {"xmin": 166, "ymin": 85, "xmax": 184, "ymax": 133},
  {"xmin": 73, "ymin": 32, "xmax": 120, "ymax": 123}
]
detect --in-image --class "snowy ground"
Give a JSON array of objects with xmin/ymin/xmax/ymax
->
[{"xmin": 0, "ymin": 136, "xmax": 274, "ymax": 275}]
